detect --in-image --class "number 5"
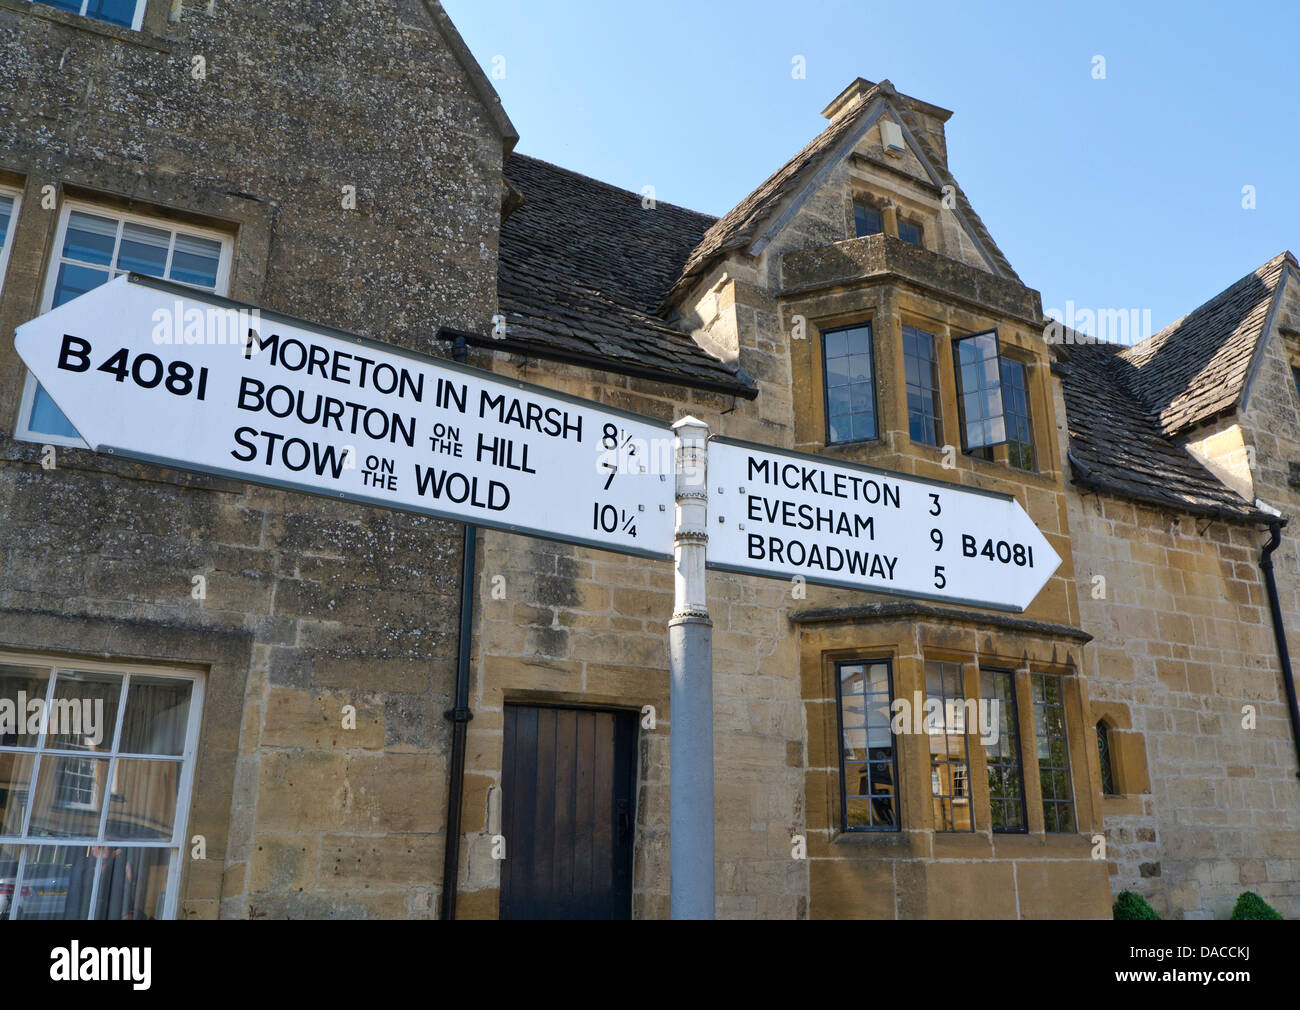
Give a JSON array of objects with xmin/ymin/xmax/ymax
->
[{"xmin": 933, "ymin": 565, "xmax": 946, "ymax": 589}]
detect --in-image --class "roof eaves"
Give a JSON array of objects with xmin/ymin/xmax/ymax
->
[{"xmin": 1067, "ymin": 449, "xmax": 1270, "ymax": 524}]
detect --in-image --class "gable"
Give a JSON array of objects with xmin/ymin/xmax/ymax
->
[
  {"xmin": 666, "ymin": 81, "xmax": 1021, "ymax": 307},
  {"xmin": 1112, "ymin": 252, "xmax": 1293, "ymax": 437}
]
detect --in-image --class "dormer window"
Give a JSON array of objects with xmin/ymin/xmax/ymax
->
[
  {"xmin": 897, "ymin": 218, "xmax": 923, "ymax": 247},
  {"xmin": 853, "ymin": 201, "xmax": 883, "ymax": 238}
]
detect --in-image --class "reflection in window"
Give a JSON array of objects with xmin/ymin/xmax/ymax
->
[
  {"xmin": 980, "ymin": 669, "xmax": 1027, "ymax": 832},
  {"xmin": 21, "ymin": 205, "xmax": 228, "ymax": 444},
  {"xmin": 823, "ymin": 324, "xmax": 877, "ymax": 443},
  {"xmin": 1032, "ymin": 673, "xmax": 1075, "ymax": 832},
  {"xmin": 1001, "ymin": 357, "xmax": 1035, "ymax": 471},
  {"xmin": 836, "ymin": 660, "xmax": 898, "ymax": 831},
  {"xmin": 897, "ymin": 218, "xmax": 923, "ymax": 246},
  {"xmin": 0, "ymin": 660, "xmax": 199, "ymax": 919},
  {"xmin": 926, "ymin": 661, "xmax": 972, "ymax": 831},
  {"xmin": 903, "ymin": 325, "xmax": 942, "ymax": 446},
  {"xmin": 954, "ymin": 330, "xmax": 1006, "ymax": 454}
]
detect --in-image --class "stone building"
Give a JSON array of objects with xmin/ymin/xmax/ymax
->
[
  {"xmin": 0, "ymin": 0, "xmax": 1295, "ymax": 920},
  {"xmin": 0, "ymin": 0, "xmax": 516, "ymax": 919}
]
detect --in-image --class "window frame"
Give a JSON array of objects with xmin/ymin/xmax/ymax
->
[
  {"xmin": 833, "ymin": 657, "xmax": 901, "ymax": 833},
  {"xmin": 896, "ymin": 217, "xmax": 924, "ymax": 247},
  {"xmin": 979, "ymin": 667, "xmax": 1029, "ymax": 834},
  {"xmin": 15, "ymin": 199, "xmax": 234, "ymax": 447},
  {"xmin": 925, "ymin": 659, "xmax": 973, "ymax": 832},
  {"xmin": 821, "ymin": 321, "xmax": 879, "ymax": 446},
  {"xmin": 852, "ymin": 199, "xmax": 884, "ymax": 238},
  {"xmin": 29, "ymin": 0, "xmax": 147, "ymax": 32},
  {"xmin": 952, "ymin": 328, "xmax": 1008, "ymax": 455},
  {"xmin": 1096, "ymin": 720, "xmax": 1116, "ymax": 797},
  {"xmin": 0, "ymin": 186, "xmax": 21, "ymax": 299},
  {"xmin": 902, "ymin": 323, "xmax": 943, "ymax": 447},
  {"xmin": 0, "ymin": 651, "xmax": 205, "ymax": 921},
  {"xmin": 998, "ymin": 353, "xmax": 1037, "ymax": 472},
  {"xmin": 1030, "ymin": 671, "xmax": 1077, "ymax": 833}
]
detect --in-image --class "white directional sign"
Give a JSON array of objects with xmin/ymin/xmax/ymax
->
[
  {"xmin": 14, "ymin": 274, "xmax": 674, "ymax": 559},
  {"xmin": 707, "ymin": 438, "xmax": 1061, "ymax": 612}
]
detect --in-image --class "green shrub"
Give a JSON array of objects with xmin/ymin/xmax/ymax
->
[
  {"xmin": 1113, "ymin": 890, "xmax": 1161, "ymax": 920},
  {"xmin": 1230, "ymin": 891, "xmax": 1282, "ymax": 920}
]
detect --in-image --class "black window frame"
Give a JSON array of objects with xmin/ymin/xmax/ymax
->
[
  {"xmin": 821, "ymin": 322, "xmax": 879, "ymax": 445},
  {"xmin": 999, "ymin": 354, "xmax": 1036, "ymax": 472},
  {"xmin": 897, "ymin": 217, "xmax": 924, "ymax": 247},
  {"xmin": 925, "ymin": 660, "xmax": 973, "ymax": 832},
  {"xmin": 980, "ymin": 667, "xmax": 1029, "ymax": 834},
  {"xmin": 952, "ymin": 328, "xmax": 1008, "ymax": 455},
  {"xmin": 853, "ymin": 200, "xmax": 884, "ymax": 238},
  {"xmin": 834, "ymin": 658, "xmax": 900, "ymax": 833},
  {"xmin": 902, "ymin": 324, "xmax": 943, "ymax": 447},
  {"xmin": 1031, "ymin": 672, "xmax": 1076, "ymax": 833}
]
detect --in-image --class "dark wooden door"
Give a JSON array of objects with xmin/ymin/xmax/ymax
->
[{"xmin": 499, "ymin": 705, "xmax": 637, "ymax": 920}]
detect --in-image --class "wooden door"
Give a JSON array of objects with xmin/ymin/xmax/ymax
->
[{"xmin": 499, "ymin": 705, "xmax": 637, "ymax": 920}]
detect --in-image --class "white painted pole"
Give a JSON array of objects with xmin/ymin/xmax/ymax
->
[{"xmin": 669, "ymin": 415, "xmax": 714, "ymax": 919}]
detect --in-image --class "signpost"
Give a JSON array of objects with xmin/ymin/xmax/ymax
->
[
  {"xmin": 14, "ymin": 274, "xmax": 1063, "ymax": 920},
  {"xmin": 14, "ymin": 274, "xmax": 674, "ymax": 560},
  {"xmin": 708, "ymin": 438, "xmax": 1060, "ymax": 612}
]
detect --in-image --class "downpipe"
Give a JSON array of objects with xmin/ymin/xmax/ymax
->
[
  {"xmin": 1259, "ymin": 518, "xmax": 1300, "ymax": 781},
  {"xmin": 440, "ymin": 337, "xmax": 476, "ymax": 919}
]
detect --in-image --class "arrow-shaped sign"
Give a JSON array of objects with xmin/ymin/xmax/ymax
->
[
  {"xmin": 707, "ymin": 438, "xmax": 1061, "ymax": 612},
  {"xmin": 14, "ymin": 275, "xmax": 1063, "ymax": 613},
  {"xmin": 13, "ymin": 274, "xmax": 675, "ymax": 559}
]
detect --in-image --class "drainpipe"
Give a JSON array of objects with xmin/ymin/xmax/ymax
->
[
  {"xmin": 1258, "ymin": 517, "xmax": 1300, "ymax": 780},
  {"xmin": 440, "ymin": 336, "xmax": 476, "ymax": 919}
]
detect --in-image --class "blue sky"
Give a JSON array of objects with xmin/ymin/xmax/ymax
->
[{"xmin": 444, "ymin": 0, "xmax": 1299, "ymax": 334}]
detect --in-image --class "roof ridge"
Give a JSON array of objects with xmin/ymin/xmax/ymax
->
[{"xmin": 1119, "ymin": 249, "xmax": 1293, "ymax": 362}]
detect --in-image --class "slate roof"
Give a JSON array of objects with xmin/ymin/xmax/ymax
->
[
  {"xmin": 1061, "ymin": 341, "xmax": 1271, "ymax": 521},
  {"xmin": 496, "ymin": 154, "xmax": 757, "ymax": 397},
  {"xmin": 1112, "ymin": 252, "xmax": 1293, "ymax": 436},
  {"xmin": 667, "ymin": 79, "xmax": 1021, "ymax": 303}
]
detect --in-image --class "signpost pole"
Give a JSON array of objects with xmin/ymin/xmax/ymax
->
[{"xmin": 669, "ymin": 416, "xmax": 714, "ymax": 919}]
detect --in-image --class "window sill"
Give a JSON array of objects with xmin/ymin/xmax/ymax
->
[
  {"xmin": 1101, "ymin": 793, "xmax": 1145, "ymax": 816},
  {"xmin": 829, "ymin": 828, "xmax": 930, "ymax": 859},
  {"xmin": 991, "ymin": 831, "xmax": 1093, "ymax": 859},
  {"xmin": 959, "ymin": 450, "xmax": 1055, "ymax": 487},
  {"xmin": 2, "ymin": 0, "xmax": 174, "ymax": 53}
]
